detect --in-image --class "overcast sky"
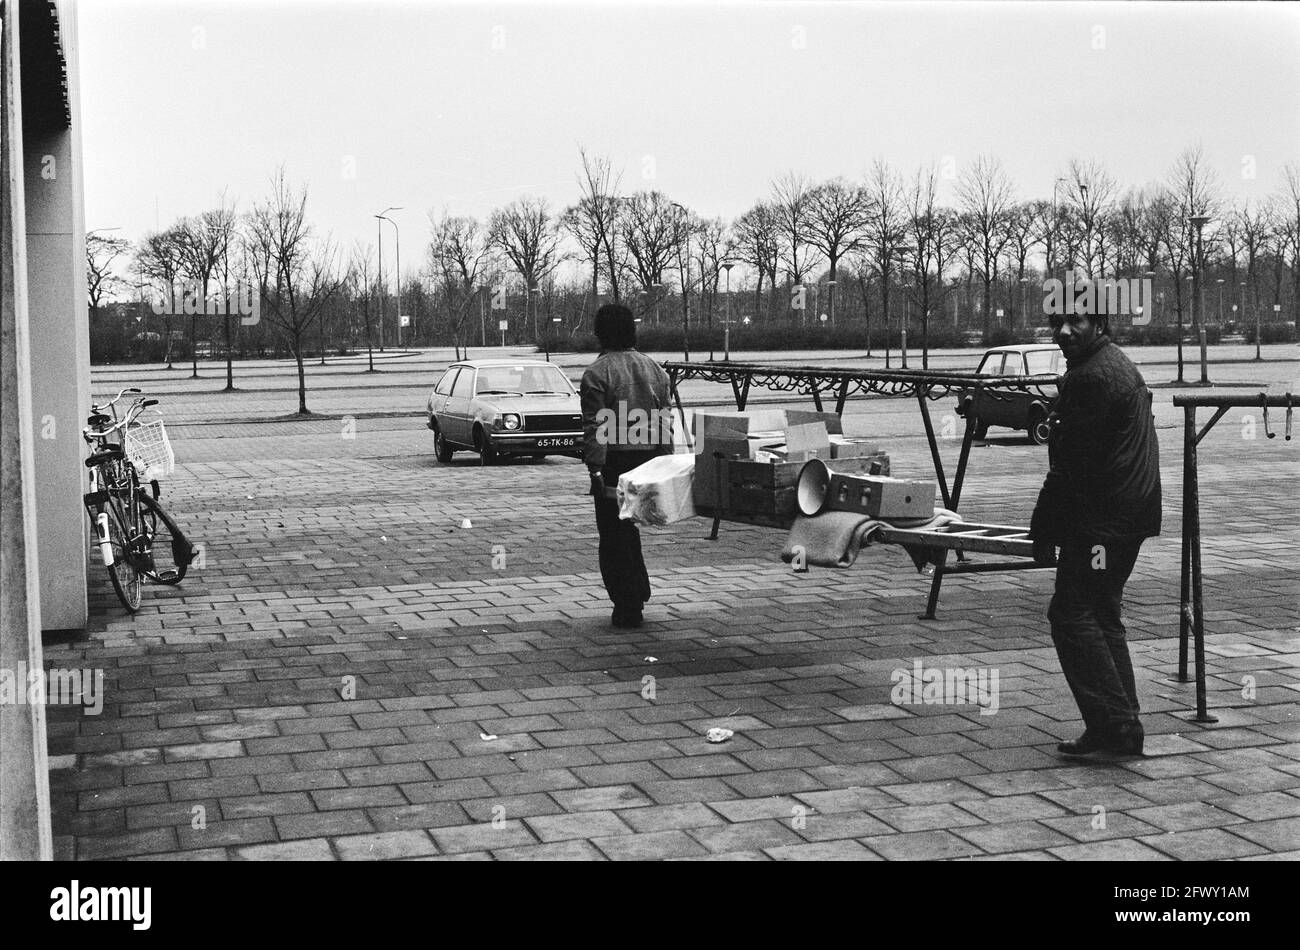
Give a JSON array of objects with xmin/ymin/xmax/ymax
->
[{"xmin": 79, "ymin": 0, "xmax": 1300, "ymax": 270}]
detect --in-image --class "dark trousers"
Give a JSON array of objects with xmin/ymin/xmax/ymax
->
[
  {"xmin": 1047, "ymin": 538, "xmax": 1144, "ymax": 734},
  {"xmin": 594, "ymin": 450, "xmax": 658, "ymax": 610}
]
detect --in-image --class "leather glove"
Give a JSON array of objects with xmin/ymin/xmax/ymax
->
[
  {"xmin": 588, "ymin": 470, "xmax": 606, "ymax": 498},
  {"xmin": 1032, "ymin": 539, "xmax": 1057, "ymax": 567}
]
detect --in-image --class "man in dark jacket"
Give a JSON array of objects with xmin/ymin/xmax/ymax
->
[
  {"xmin": 1029, "ymin": 302, "xmax": 1161, "ymax": 758},
  {"xmin": 580, "ymin": 305, "xmax": 673, "ymax": 629}
]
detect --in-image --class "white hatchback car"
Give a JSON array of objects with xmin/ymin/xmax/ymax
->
[{"xmin": 426, "ymin": 359, "xmax": 583, "ymax": 464}]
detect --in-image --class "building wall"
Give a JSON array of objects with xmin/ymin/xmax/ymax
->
[
  {"xmin": 0, "ymin": 0, "xmax": 55, "ymax": 862},
  {"xmin": 26, "ymin": 0, "xmax": 88, "ymax": 631}
]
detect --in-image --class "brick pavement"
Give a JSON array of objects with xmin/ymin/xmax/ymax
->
[{"xmin": 45, "ymin": 366, "xmax": 1299, "ymax": 860}]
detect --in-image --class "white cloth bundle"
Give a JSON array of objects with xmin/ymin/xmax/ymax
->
[{"xmin": 617, "ymin": 454, "xmax": 697, "ymax": 525}]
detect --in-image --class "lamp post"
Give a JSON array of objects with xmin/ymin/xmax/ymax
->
[
  {"xmin": 900, "ymin": 281, "xmax": 911, "ymax": 369},
  {"xmin": 721, "ymin": 262, "xmax": 735, "ymax": 361},
  {"xmin": 1246, "ymin": 281, "xmax": 1259, "ymax": 360},
  {"xmin": 826, "ymin": 279, "xmax": 837, "ymax": 327},
  {"xmin": 375, "ymin": 209, "xmax": 402, "ymax": 349},
  {"xmin": 671, "ymin": 201, "xmax": 693, "ymax": 362},
  {"xmin": 1188, "ymin": 213, "xmax": 1211, "ymax": 385},
  {"xmin": 1018, "ymin": 276, "xmax": 1029, "ymax": 333},
  {"xmin": 1144, "ymin": 270, "xmax": 1157, "ymax": 326},
  {"xmin": 1215, "ymin": 277, "xmax": 1224, "ymax": 330},
  {"xmin": 530, "ymin": 286, "xmax": 543, "ymax": 358}
]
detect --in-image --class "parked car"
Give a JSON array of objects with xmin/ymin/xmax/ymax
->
[
  {"xmin": 426, "ymin": 359, "xmax": 583, "ymax": 464},
  {"xmin": 955, "ymin": 344, "xmax": 1062, "ymax": 444}
]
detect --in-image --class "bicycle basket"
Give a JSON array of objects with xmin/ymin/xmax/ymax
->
[{"xmin": 124, "ymin": 419, "xmax": 175, "ymax": 480}]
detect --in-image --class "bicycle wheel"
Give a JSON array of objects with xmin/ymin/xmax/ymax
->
[
  {"xmin": 100, "ymin": 494, "xmax": 143, "ymax": 612},
  {"xmin": 138, "ymin": 492, "xmax": 196, "ymax": 585}
]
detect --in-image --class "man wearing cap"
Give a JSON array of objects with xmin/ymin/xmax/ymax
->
[
  {"xmin": 580, "ymin": 304, "xmax": 673, "ymax": 629},
  {"xmin": 1029, "ymin": 296, "xmax": 1162, "ymax": 758}
]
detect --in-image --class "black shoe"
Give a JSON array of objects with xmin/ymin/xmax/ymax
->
[
  {"xmin": 1057, "ymin": 731, "xmax": 1111, "ymax": 756},
  {"xmin": 1058, "ymin": 723, "xmax": 1144, "ymax": 758},
  {"xmin": 611, "ymin": 606, "xmax": 643, "ymax": 629}
]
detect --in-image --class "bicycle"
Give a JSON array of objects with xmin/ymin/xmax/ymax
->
[{"xmin": 82, "ymin": 387, "xmax": 199, "ymax": 612}]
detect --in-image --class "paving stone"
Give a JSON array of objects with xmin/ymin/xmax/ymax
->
[
  {"xmin": 490, "ymin": 840, "xmax": 606, "ymax": 861},
  {"xmin": 333, "ymin": 830, "xmax": 439, "ymax": 860},
  {"xmin": 952, "ymin": 820, "xmax": 1075, "ymax": 854},
  {"xmin": 619, "ymin": 802, "xmax": 728, "ymax": 834},
  {"xmin": 432, "ymin": 820, "xmax": 537, "ymax": 853},
  {"xmin": 1139, "ymin": 828, "xmax": 1268, "ymax": 861},
  {"xmin": 687, "ymin": 818, "xmax": 803, "ymax": 854},
  {"xmin": 525, "ymin": 810, "xmax": 634, "ymax": 842},
  {"xmin": 860, "ymin": 830, "xmax": 983, "ymax": 861},
  {"xmin": 592, "ymin": 830, "xmax": 710, "ymax": 861},
  {"xmin": 549, "ymin": 784, "xmax": 654, "ymax": 812},
  {"xmin": 275, "ymin": 810, "xmax": 374, "ymax": 841},
  {"xmin": 233, "ymin": 838, "xmax": 336, "ymax": 861},
  {"xmin": 765, "ymin": 840, "xmax": 879, "ymax": 861}
]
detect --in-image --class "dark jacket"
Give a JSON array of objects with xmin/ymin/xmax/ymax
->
[
  {"xmin": 580, "ymin": 349, "xmax": 673, "ymax": 468},
  {"xmin": 1029, "ymin": 336, "xmax": 1162, "ymax": 545}
]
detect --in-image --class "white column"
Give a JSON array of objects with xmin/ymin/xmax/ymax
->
[{"xmin": 0, "ymin": 0, "xmax": 53, "ymax": 862}]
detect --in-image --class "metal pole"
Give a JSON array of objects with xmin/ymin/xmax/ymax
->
[{"xmin": 376, "ymin": 218, "xmax": 384, "ymax": 352}]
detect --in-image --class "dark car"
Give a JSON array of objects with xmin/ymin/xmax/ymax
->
[
  {"xmin": 956, "ymin": 344, "xmax": 1062, "ymax": 444},
  {"xmin": 426, "ymin": 359, "xmax": 583, "ymax": 464}
]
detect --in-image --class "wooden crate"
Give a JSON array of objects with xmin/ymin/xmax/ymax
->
[{"xmin": 724, "ymin": 453, "xmax": 890, "ymax": 517}]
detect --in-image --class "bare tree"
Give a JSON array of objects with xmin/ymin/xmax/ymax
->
[
  {"xmin": 137, "ymin": 226, "xmax": 187, "ymax": 367},
  {"xmin": 429, "ymin": 210, "xmax": 494, "ymax": 358},
  {"xmin": 87, "ymin": 233, "xmax": 130, "ymax": 311},
  {"xmin": 807, "ymin": 177, "xmax": 871, "ymax": 324},
  {"xmin": 955, "ymin": 154, "xmax": 1015, "ymax": 342},
  {"xmin": 770, "ymin": 172, "xmax": 822, "ymax": 316},
  {"xmin": 1002, "ymin": 202, "xmax": 1038, "ymax": 329},
  {"xmin": 1165, "ymin": 145, "xmax": 1224, "ymax": 363},
  {"xmin": 618, "ymin": 190, "xmax": 679, "ymax": 322},
  {"xmin": 246, "ymin": 169, "xmax": 344, "ymax": 414},
  {"xmin": 346, "ymin": 243, "xmax": 378, "ymax": 371},
  {"xmin": 865, "ymin": 158, "xmax": 910, "ymax": 343},
  {"xmin": 906, "ymin": 166, "xmax": 948, "ymax": 361},
  {"xmin": 488, "ymin": 196, "xmax": 564, "ymax": 340},
  {"xmin": 1063, "ymin": 159, "xmax": 1117, "ymax": 276},
  {"xmin": 732, "ymin": 202, "xmax": 782, "ymax": 321},
  {"xmin": 1278, "ymin": 163, "xmax": 1300, "ymax": 321},
  {"xmin": 560, "ymin": 149, "xmax": 626, "ymax": 308}
]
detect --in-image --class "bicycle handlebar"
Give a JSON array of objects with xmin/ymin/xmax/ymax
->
[{"xmin": 90, "ymin": 387, "xmax": 141, "ymax": 414}]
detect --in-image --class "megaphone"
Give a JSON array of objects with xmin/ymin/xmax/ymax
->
[{"xmin": 797, "ymin": 458, "xmax": 935, "ymax": 519}]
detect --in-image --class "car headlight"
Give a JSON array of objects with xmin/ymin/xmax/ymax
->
[{"xmin": 498, "ymin": 414, "xmax": 521, "ymax": 431}]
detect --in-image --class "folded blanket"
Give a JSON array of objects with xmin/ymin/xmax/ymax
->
[{"xmin": 780, "ymin": 508, "xmax": 964, "ymax": 570}]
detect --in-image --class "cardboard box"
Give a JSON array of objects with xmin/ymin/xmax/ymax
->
[
  {"xmin": 829, "ymin": 436, "xmax": 881, "ymax": 459},
  {"xmin": 782, "ymin": 422, "xmax": 831, "ymax": 462},
  {"xmin": 824, "ymin": 474, "xmax": 935, "ymax": 519},
  {"xmin": 693, "ymin": 409, "xmax": 789, "ymax": 439}
]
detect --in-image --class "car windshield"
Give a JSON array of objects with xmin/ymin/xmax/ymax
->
[
  {"xmin": 1025, "ymin": 349, "xmax": 1062, "ymax": 375},
  {"xmin": 977, "ymin": 354, "xmax": 1005, "ymax": 376},
  {"xmin": 475, "ymin": 365, "xmax": 573, "ymax": 396}
]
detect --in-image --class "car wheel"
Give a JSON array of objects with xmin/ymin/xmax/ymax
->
[
  {"xmin": 433, "ymin": 424, "xmax": 454, "ymax": 463},
  {"xmin": 474, "ymin": 426, "xmax": 497, "ymax": 466},
  {"xmin": 1028, "ymin": 409, "xmax": 1051, "ymax": 445}
]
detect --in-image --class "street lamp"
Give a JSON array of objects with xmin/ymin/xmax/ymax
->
[
  {"xmin": 530, "ymin": 286, "xmax": 543, "ymax": 358},
  {"xmin": 1245, "ymin": 281, "xmax": 1259, "ymax": 360},
  {"xmin": 671, "ymin": 201, "xmax": 693, "ymax": 362},
  {"xmin": 375, "ymin": 208, "xmax": 402, "ymax": 349},
  {"xmin": 826, "ymin": 279, "xmax": 838, "ymax": 326},
  {"xmin": 1188, "ymin": 213, "xmax": 1211, "ymax": 385},
  {"xmin": 720, "ymin": 262, "xmax": 735, "ymax": 361},
  {"xmin": 900, "ymin": 281, "xmax": 912, "ymax": 369},
  {"xmin": 1018, "ymin": 276, "xmax": 1029, "ymax": 333},
  {"xmin": 1216, "ymin": 277, "xmax": 1224, "ymax": 329}
]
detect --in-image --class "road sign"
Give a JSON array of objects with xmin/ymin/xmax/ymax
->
[
  {"xmin": 995, "ymin": 308, "xmax": 1004, "ymax": 317},
  {"xmin": 498, "ymin": 319, "xmax": 508, "ymax": 331},
  {"xmin": 400, "ymin": 315, "xmax": 410, "ymax": 328},
  {"xmin": 1274, "ymin": 304, "xmax": 1282, "ymax": 312}
]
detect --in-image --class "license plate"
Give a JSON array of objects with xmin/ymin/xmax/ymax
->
[{"xmin": 532, "ymin": 437, "xmax": 578, "ymax": 449}]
